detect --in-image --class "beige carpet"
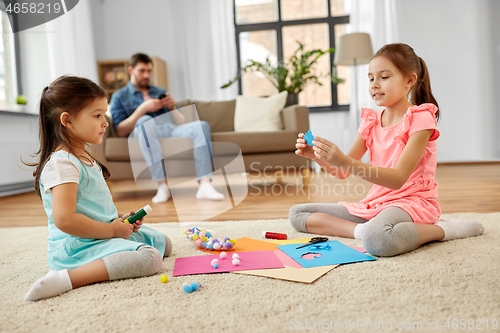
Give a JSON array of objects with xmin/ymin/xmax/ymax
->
[{"xmin": 1, "ymin": 213, "xmax": 499, "ymax": 333}]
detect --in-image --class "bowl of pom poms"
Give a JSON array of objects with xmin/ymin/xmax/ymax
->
[{"xmin": 185, "ymin": 227, "xmax": 237, "ymax": 251}]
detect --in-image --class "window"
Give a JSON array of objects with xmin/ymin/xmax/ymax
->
[
  {"xmin": 0, "ymin": 8, "xmax": 21, "ymax": 109},
  {"xmin": 234, "ymin": 0, "xmax": 350, "ymax": 112}
]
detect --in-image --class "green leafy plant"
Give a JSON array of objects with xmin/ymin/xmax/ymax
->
[{"xmin": 221, "ymin": 41, "xmax": 344, "ymax": 94}]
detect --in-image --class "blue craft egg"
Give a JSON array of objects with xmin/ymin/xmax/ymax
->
[
  {"xmin": 191, "ymin": 282, "xmax": 198, "ymax": 291},
  {"xmin": 202, "ymin": 242, "xmax": 207, "ymax": 248},
  {"xmin": 183, "ymin": 284, "xmax": 193, "ymax": 293},
  {"xmin": 206, "ymin": 232, "xmax": 212, "ymax": 238},
  {"xmin": 209, "ymin": 244, "xmax": 214, "ymax": 250}
]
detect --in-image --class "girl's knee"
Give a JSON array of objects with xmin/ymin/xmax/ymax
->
[
  {"xmin": 289, "ymin": 205, "xmax": 309, "ymax": 233},
  {"xmin": 362, "ymin": 232, "xmax": 399, "ymax": 257},
  {"xmin": 163, "ymin": 234, "xmax": 172, "ymax": 257},
  {"xmin": 138, "ymin": 246, "xmax": 163, "ymax": 275},
  {"xmin": 149, "ymin": 248, "xmax": 163, "ymax": 275},
  {"xmin": 362, "ymin": 223, "xmax": 416, "ymax": 257}
]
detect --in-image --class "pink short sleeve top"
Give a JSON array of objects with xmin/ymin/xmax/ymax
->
[{"xmin": 340, "ymin": 103, "xmax": 441, "ymax": 224}]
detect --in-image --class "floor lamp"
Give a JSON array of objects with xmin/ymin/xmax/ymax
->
[{"xmin": 334, "ymin": 33, "xmax": 374, "ymax": 129}]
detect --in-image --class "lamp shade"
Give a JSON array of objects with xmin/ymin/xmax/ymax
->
[{"xmin": 334, "ymin": 33, "xmax": 374, "ymax": 66}]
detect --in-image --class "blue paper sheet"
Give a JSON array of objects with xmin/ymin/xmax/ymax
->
[
  {"xmin": 277, "ymin": 240, "xmax": 376, "ymax": 268},
  {"xmin": 303, "ymin": 130, "xmax": 315, "ymax": 146}
]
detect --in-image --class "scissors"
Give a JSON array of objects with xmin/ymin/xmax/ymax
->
[{"xmin": 295, "ymin": 237, "xmax": 329, "ymax": 249}]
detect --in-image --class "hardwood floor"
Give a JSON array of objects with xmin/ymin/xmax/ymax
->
[{"xmin": 1, "ymin": 163, "xmax": 499, "ymax": 228}]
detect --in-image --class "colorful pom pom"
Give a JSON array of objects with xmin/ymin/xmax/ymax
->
[
  {"xmin": 160, "ymin": 274, "xmax": 169, "ymax": 283},
  {"xmin": 232, "ymin": 253, "xmax": 239, "ymax": 259},
  {"xmin": 220, "ymin": 252, "xmax": 227, "ymax": 259},
  {"xmin": 182, "ymin": 281, "xmax": 202, "ymax": 293},
  {"xmin": 232, "ymin": 259, "xmax": 240, "ymax": 266},
  {"xmin": 185, "ymin": 227, "xmax": 237, "ymax": 251}
]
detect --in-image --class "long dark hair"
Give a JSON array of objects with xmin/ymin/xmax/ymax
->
[
  {"xmin": 24, "ymin": 76, "xmax": 110, "ymax": 197},
  {"xmin": 373, "ymin": 43, "xmax": 440, "ymax": 121}
]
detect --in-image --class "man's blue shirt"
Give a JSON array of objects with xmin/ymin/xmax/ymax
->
[{"xmin": 109, "ymin": 82, "xmax": 171, "ymax": 132}]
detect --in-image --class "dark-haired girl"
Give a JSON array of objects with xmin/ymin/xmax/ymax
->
[{"xmin": 24, "ymin": 76, "xmax": 172, "ymax": 301}]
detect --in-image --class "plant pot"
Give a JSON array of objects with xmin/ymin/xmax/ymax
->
[{"xmin": 285, "ymin": 93, "xmax": 299, "ymax": 107}]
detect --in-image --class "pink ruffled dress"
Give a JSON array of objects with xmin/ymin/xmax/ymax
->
[{"xmin": 339, "ymin": 103, "xmax": 441, "ymax": 224}]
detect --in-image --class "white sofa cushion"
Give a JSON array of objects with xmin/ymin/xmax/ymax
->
[{"xmin": 233, "ymin": 91, "xmax": 288, "ymax": 132}]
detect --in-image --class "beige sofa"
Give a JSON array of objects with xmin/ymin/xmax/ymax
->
[{"xmin": 91, "ymin": 99, "xmax": 311, "ymax": 185}]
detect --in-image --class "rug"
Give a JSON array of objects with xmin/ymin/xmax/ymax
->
[{"xmin": 1, "ymin": 213, "xmax": 499, "ymax": 333}]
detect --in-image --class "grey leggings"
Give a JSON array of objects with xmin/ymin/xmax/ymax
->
[
  {"xmin": 289, "ymin": 204, "xmax": 418, "ymax": 257},
  {"xmin": 102, "ymin": 234, "xmax": 172, "ymax": 280}
]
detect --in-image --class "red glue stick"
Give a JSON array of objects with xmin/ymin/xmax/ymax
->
[{"xmin": 262, "ymin": 231, "xmax": 287, "ymax": 240}]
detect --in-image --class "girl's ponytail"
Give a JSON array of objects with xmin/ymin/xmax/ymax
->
[
  {"xmin": 26, "ymin": 86, "xmax": 53, "ymax": 197},
  {"xmin": 412, "ymin": 57, "xmax": 440, "ymax": 121}
]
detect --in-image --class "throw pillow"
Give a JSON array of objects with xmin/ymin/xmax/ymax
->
[{"xmin": 234, "ymin": 91, "xmax": 288, "ymax": 132}]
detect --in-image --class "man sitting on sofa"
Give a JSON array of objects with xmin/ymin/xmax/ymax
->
[{"xmin": 109, "ymin": 52, "xmax": 224, "ymax": 203}]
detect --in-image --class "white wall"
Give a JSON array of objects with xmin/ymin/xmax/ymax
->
[
  {"xmin": 89, "ymin": 0, "xmax": 179, "ymax": 80},
  {"xmin": 0, "ymin": 112, "xmax": 39, "ymax": 195},
  {"xmin": 396, "ymin": 0, "xmax": 497, "ymax": 162},
  {"xmin": 492, "ymin": 0, "xmax": 500, "ymax": 159}
]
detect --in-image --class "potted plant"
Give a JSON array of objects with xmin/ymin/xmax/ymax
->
[{"xmin": 222, "ymin": 41, "xmax": 344, "ymax": 106}]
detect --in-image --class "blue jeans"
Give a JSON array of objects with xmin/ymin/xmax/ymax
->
[{"xmin": 132, "ymin": 114, "xmax": 213, "ymax": 182}]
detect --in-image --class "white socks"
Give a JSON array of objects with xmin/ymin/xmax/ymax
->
[
  {"xmin": 25, "ymin": 269, "xmax": 73, "ymax": 302},
  {"xmin": 354, "ymin": 222, "xmax": 368, "ymax": 240},
  {"xmin": 152, "ymin": 183, "xmax": 171, "ymax": 203},
  {"xmin": 196, "ymin": 182, "xmax": 224, "ymax": 201},
  {"xmin": 435, "ymin": 218, "xmax": 484, "ymax": 241},
  {"xmin": 153, "ymin": 183, "xmax": 224, "ymax": 202}
]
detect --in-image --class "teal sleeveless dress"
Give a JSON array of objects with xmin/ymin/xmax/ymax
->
[{"xmin": 41, "ymin": 152, "xmax": 166, "ymax": 270}]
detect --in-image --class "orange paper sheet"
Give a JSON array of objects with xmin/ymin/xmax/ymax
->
[{"xmin": 199, "ymin": 237, "xmax": 279, "ymax": 254}]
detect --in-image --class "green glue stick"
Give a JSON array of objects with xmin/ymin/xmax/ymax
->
[{"xmin": 124, "ymin": 205, "xmax": 152, "ymax": 224}]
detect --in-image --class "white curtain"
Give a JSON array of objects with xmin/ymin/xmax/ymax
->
[
  {"xmin": 19, "ymin": 1, "xmax": 97, "ymax": 113},
  {"xmin": 348, "ymin": 0, "xmax": 400, "ymax": 141},
  {"xmin": 167, "ymin": 0, "xmax": 238, "ymax": 101},
  {"xmin": 45, "ymin": 1, "xmax": 98, "ymax": 81}
]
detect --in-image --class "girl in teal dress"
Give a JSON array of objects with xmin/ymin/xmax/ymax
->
[{"xmin": 24, "ymin": 76, "xmax": 172, "ymax": 301}]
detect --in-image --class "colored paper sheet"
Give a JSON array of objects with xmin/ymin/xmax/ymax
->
[
  {"xmin": 273, "ymin": 250, "xmax": 302, "ymax": 269},
  {"xmin": 268, "ymin": 238, "xmax": 367, "ymax": 253},
  {"xmin": 173, "ymin": 250, "xmax": 284, "ymax": 276},
  {"xmin": 199, "ymin": 237, "xmax": 279, "ymax": 254},
  {"xmin": 233, "ymin": 264, "xmax": 338, "ymax": 284},
  {"xmin": 277, "ymin": 240, "xmax": 376, "ymax": 268},
  {"xmin": 267, "ymin": 238, "xmax": 312, "ymax": 245},
  {"xmin": 348, "ymin": 245, "xmax": 367, "ymax": 253}
]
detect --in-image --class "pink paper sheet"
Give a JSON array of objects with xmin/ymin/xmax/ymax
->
[
  {"xmin": 348, "ymin": 245, "xmax": 367, "ymax": 253},
  {"xmin": 273, "ymin": 250, "xmax": 302, "ymax": 268},
  {"xmin": 173, "ymin": 250, "xmax": 284, "ymax": 276}
]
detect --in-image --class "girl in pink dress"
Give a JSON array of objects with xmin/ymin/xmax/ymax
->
[{"xmin": 290, "ymin": 43, "xmax": 484, "ymax": 257}]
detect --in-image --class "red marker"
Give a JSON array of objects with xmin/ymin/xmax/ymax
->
[{"xmin": 262, "ymin": 231, "xmax": 287, "ymax": 240}]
